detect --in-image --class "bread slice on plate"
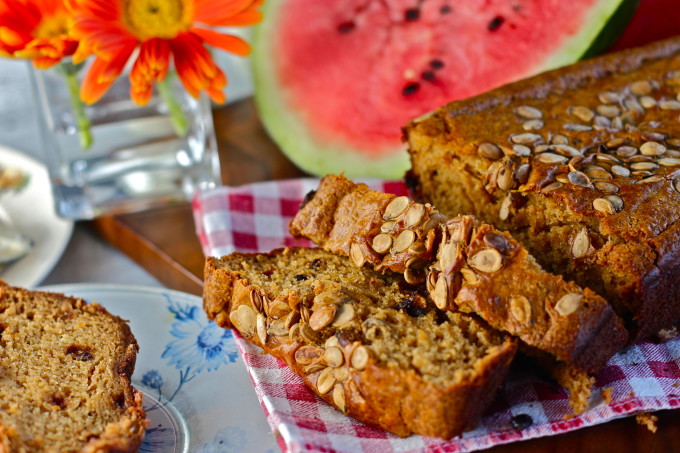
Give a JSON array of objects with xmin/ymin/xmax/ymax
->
[
  {"xmin": 0, "ymin": 280, "xmax": 146, "ymax": 452},
  {"xmin": 204, "ymin": 247, "xmax": 517, "ymax": 439}
]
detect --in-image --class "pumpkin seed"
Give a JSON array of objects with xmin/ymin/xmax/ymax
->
[
  {"xmin": 511, "ymin": 133, "xmax": 542, "ymax": 144},
  {"xmin": 510, "ymin": 295, "xmax": 532, "ymax": 324},
  {"xmin": 640, "ymin": 141, "xmax": 666, "ymax": 156},
  {"xmin": 571, "ymin": 228, "xmax": 591, "ymax": 258},
  {"xmin": 468, "ymin": 248, "xmax": 503, "ymax": 273},
  {"xmin": 515, "ymin": 105, "xmax": 542, "ymax": 119},
  {"xmin": 383, "ymin": 196, "xmax": 410, "ymax": 220},
  {"xmin": 478, "ymin": 142, "xmax": 504, "ymax": 160},
  {"xmin": 630, "ymin": 80, "xmax": 652, "ymax": 96},
  {"xmin": 555, "ymin": 293, "xmax": 582, "ymax": 316},
  {"xmin": 317, "ymin": 367, "xmax": 337, "ymax": 394},
  {"xmin": 350, "ymin": 243, "xmax": 365, "ymax": 267},
  {"xmin": 392, "ymin": 230, "xmax": 416, "ymax": 253},
  {"xmin": 569, "ymin": 106, "xmax": 594, "ymax": 123},
  {"xmin": 372, "ymin": 233, "xmax": 392, "ymax": 254}
]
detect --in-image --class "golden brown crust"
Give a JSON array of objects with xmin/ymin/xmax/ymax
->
[
  {"xmin": 203, "ymin": 249, "xmax": 517, "ymax": 439},
  {"xmin": 404, "ymin": 37, "xmax": 680, "ymax": 340},
  {"xmin": 290, "ymin": 175, "xmax": 627, "ymax": 374},
  {"xmin": 0, "ymin": 280, "xmax": 146, "ymax": 453}
]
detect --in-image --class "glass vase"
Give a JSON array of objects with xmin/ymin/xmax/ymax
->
[{"xmin": 29, "ymin": 61, "xmax": 221, "ymax": 220}]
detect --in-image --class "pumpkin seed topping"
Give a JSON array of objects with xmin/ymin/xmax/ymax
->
[
  {"xmin": 351, "ymin": 345, "xmax": 370, "ymax": 370},
  {"xmin": 569, "ymin": 106, "xmax": 594, "ymax": 123},
  {"xmin": 659, "ymin": 157, "xmax": 680, "ymax": 167},
  {"xmin": 372, "ymin": 233, "xmax": 392, "ymax": 254},
  {"xmin": 551, "ymin": 134, "xmax": 569, "ymax": 145},
  {"xmin": 593, "ymin": 195, "xmax": 624, "ymax": 215},
  {"xmin": 405, "ymin": 203, "xmax": 425, "ymax": 227},
  {"xmin": 568, "ymin": 170, "xmax": 592, "ymax": 187},
  {"xmin": 509, "ymin": 295, "xmax": 532, "ymax": 324},
  {"xmin": 535, "ymin": 152, "xmax": 567, "ymax": 164},
  {"xmin": 630, "ymin": 80, "xmax": 652, "ymax": 96},
  {"xmin": 468, "ymin": 248, "xmax": 503, "ymax": 273},
  {"xmin": 593, "ymin": 181, "xmax": 620, "ymax": 193},
  {"xmin": 555, "ymin": 293, "xmax": 582, "ymax": 316},
  {"xmin": 317, "ymin": 367, "xmax": 337, "ymax": 394},
  {"xmin": 598, "ymin": 91, "xmax": 621, "ymax": 104},
  {"xmin": 350, "ymin": 243, "xmax": 365, "ymax": 267},
  {"xmin": 383, "ymin": 196, "xmax": 410, "ymax": 220},
  {"xmin": 511, "ymin": 133, "xmax": 542, "ymax": 144},
  {"xmin": 523, "ymin": 119, "xmax": 544, "ymax": 130},
  {"xmin": 515, "ymin": 105, "xmax": 542, "ymax": 119},
  {"xmin": 333, "ymin": 383, "xmax": 347, "ymax": 413},
  {"xmin": 640, "ymin": 141, "xmax": 667, "ymax": 156},
  {"xmin": 611, "ymin": 165, "xmax": 631, "ymax": 177},
  {"xmin": 392, "ymin": 230, "xmax": 416, "ymax": 253},
  {"xmin": 323, "ymin": 346, "xmax": 345, "ymax": 368},
  {"xmin": 564, "ymin": 123, "xmax": 592, "ymax": 132},
  {"xmin": 478, "ymin": 142, "xmax": 504, "ymax": 160},
  {"xmin": 571, "ymin": 228, "xmax": 591, "ymax": 258},
  {"xmin": 640, "ymin": 96, "xmax": 657, "ymax": 108}
]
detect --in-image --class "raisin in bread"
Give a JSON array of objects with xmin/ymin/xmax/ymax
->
[
  {"xmin": 404, "ymin": 36, "xmax": 680, "ymax": 341},
  {"xmin": 0, "ymin": 281, "xmax": 146, "ymax": 452},
  {"xmin": 290, "ymin": 174, "xmax": 627, "ymax": 374},
  {"xmin": 203, "ymin": 247, "xmax": 517, "ymax": 439}
]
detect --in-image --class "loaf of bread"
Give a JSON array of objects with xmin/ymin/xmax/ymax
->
[
  {"xmin": 0, "ymin": 281, "xmax": 146, "ymax": 452},
  {"xmin": 404, "ymin": 37, "xmax": 680, "ymax": 341},
  {"xmin": 203, "ymin": 247, "xmax": 517, "ymax": 439},
  {"xmin": 291, "ymin": 174, "xmax": 627, "ymax": 375}
]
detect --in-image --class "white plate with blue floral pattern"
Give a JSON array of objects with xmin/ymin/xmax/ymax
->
[{"xmin": 39, "ymin": 283, "xmax": 279, "ymax": 453}]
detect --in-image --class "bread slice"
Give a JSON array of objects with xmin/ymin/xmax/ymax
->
[
  {"xmin": 403, "ymin": 37, "xmax": 680, "ymax": 341},
  {"xmin": 0, "ymin": 281, "xmax": 146, "ymax": 452},
  {"xmin": 291, "ymin": 174, "xmax": 627, "ymax": 374},
  {"xmin": 203, "ymin": 247, "xmax": 517, "ymax": 439}
]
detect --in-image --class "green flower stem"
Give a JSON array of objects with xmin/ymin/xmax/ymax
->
[
  {"xmin": 61, "ymin": 65, "xmax": 93, "ymax": 150},
  {"xmin": 157, "ymin": 77, "xmax": 189, "ymax": 137}
]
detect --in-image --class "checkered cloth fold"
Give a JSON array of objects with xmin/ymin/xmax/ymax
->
[{"xmin": 193, "ymin": 178, "xmax": 680, "ymax": 453}]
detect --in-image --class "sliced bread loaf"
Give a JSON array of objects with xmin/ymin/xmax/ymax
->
[
  {"xmin": 204, "ymin": 247, "xmax": 517, "ymax": 439},
  {"xmin": 0, "ymin": 281, "xmax": 146, "ymax": 452}
]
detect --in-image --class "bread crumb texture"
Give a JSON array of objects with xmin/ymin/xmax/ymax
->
[{"xmin": 0, "ymin": 282, "xmax": 146, "ymax": 452}]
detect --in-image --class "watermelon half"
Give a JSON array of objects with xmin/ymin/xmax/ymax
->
[{"xmin": 253, "ymin": 0, "xmax": 636, "ymax": 179}]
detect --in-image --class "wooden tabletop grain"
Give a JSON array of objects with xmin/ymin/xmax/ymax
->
[{"xmin": 90, "ymin": 98, "xmax": 680, "ymax": 453}]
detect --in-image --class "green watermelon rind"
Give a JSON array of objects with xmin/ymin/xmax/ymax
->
[{"xmin": 253, "ymin": 0, "xmax": 632, "ymax": 180}]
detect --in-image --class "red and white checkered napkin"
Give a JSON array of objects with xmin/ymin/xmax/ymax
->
[{"xmin": 193, "ymin": 178, "xmax": 680, "ymax": 453}]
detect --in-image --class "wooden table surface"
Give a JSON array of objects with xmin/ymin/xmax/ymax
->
[{"xmin": 90, "ymin": 98, "xmax": 680, "ymax": 452}]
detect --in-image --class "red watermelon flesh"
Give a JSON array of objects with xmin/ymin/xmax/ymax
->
[{"xmin": 256, "ymin": 0, "xmax": 630, "ymax": 178}]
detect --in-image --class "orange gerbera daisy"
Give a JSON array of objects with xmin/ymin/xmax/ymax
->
[
  {"xmin": 0, "ymin": 0, "xmax": 78, "ymax": 68},
  {"xmin": 70, "ymin": 0, "xmax": 262, "ymax": 105}
]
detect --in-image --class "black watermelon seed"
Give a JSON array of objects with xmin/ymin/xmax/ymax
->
[
  {"xmin": 511, "ymin": 414, "xmax": 533, "ymax": 430},
  {"xmin": 488, "ymin": 16, "xmax": 505, "ymax": 31},
  {"xmin": 405, "ymin": 8, "xmax": 420, "ymax": 21},
  {"xmin": 440, "ymin": 5, "xmax": 451, "ymax": 14},
  {"xmin": 294, "ymin": 274, "xmax": 309, "ymax": 281},
  {"xmin": 337, "ymin": 21, "xmax": 355, "ymax": 34},
  {"xmin": 402, "ymin": 83, "xmax": 420, "ymax": 96},
  {"xmin": 421, "ymin": 71, "xmax": 436, "ymax": 81},
  {"xmin": 429, "ymin": 59, "xmax": 444, "ymax": 70}
]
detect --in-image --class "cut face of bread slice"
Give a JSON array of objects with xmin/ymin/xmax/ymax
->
[
  {"xmin": 203, "ymin": 247, "xmax": 517, "ymax": 439},
  {"xmin": 291, "ymin": 174, "xmax": 627, "ymax": 375},
  {"xmin": 0, "ymin": 281, "xmax": 146, "ymax": 452},
  {"xmin": 403, "ymin": 37, "xmax": 680, "ymax": 341}
]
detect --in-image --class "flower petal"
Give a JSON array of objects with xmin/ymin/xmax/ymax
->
[
  {"xmin": 80, "ymin": 42, "xmax": 135, "ymax": 104},
  {"xmin": 194, "ymin": 0, "xmax": 262, "ymax": 27},
  {"xmin": 190, "ymin": 28, "xmax": 250, "ymax": 57}
]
